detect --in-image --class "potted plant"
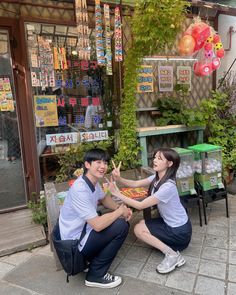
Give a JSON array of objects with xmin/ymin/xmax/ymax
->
[{"xmin": 183, "ymin": 74, "xmax": 236, "ymax": 183}]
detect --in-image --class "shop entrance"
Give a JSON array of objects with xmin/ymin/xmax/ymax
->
[{"xmin": 0, "ymin": 28, "xmax": 26, "ymax": 211}]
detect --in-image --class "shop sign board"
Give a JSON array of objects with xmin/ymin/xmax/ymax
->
[
  {"xmin": 137, "ymin": 65, "xmax": 154, "ymax": 93},
  {"xmin": 177, "ymin": 66, "xmax": 192, "ymax": 91},
  {"xmin": 80, "ymin": 130, "xmax": 109, "ymax": 142},
  {"xmin": 46, "ymin": 132, "xmax": 78, "ymax": 146},
  {"xmin": 158, "ymin": 65, "xmax": 173, "ymax": 92},
  {"xmin": 34, "ymin": 95, "xmax": 58, "ymax": 127}
]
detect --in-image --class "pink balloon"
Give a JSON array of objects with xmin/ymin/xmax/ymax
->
[
  {"xmin": 212, "ymin": 57, "xmax": 221, "ymax": 70},
  {"xmin": 205, "ymin": 50, "xmax": 213, "ymax": 58},
  {"xmin": 216, "ymin": 48, "xmax": 225, "ymax": 58},
  {"xmin": 194, "ymin": 61, "xmax": 213, "ymax": 76}
]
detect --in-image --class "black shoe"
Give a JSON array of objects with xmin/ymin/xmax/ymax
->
[{"xmin": 85, "ymin": 273, "xmax": 122, "ymax": 288}]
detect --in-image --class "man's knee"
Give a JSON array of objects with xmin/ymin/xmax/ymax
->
[{"xmin": 113, "ymin": 218, "xmax": 129, "ymax": 236}]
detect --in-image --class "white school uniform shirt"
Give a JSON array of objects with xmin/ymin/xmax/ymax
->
[
  {"xmin": 148, "ymin": 175, "xmax": 188, "ymax": 227},
  {"xmin": 59, "ymin": 175, "xmax": 105, "ymax": 250}
]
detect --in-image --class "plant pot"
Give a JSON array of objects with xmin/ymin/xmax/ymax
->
[{"xmin": 224, "ymin": 167, "xmax": 234, "ymax": 185}]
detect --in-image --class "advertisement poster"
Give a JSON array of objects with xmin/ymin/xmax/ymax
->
[
  {"xmin": 177, "ymin": 66, "xmax": 192, "ymax": 91},
  {"xmin": 34, "ymin": 95, "xmax": 58, "ymax": 127},
  {"xmin": 137, "ymin": 65, "xmax": 154, "ymax": 93},
  {"xmin": 158, "ymin": 66, "xmax": 173, "ymax": 92},
  {"xmin": 0, "ymin": 77, "xmax": 14, "ymax": 112}
]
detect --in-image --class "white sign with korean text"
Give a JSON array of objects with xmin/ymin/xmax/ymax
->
[
  {"xmin": 80, "ymin": 130, "xmax": 109, "ymax": 142},
  {"xmin": 158, "ymin": 65, "xmax": 173, "ymax": 92},
  {"xmin": 177, "ymin": 66, "xmax": 192, "ymax": 91},
  {"xmin": 46, "ymin": 132, "xmax": 78, "ymax": 146}
]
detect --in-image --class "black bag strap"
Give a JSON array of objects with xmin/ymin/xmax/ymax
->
[
  {"xmin": 66, "ymin": 222, "xmax": 87, "ymax": 283},
  {"xmin": 78, "ymin": 222, "xmax": 87, "ymax": 246}
]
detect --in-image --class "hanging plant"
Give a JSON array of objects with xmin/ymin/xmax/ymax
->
[{"xmin": 114, "ymin": 0, "xmax": 189, "ymax": 169}]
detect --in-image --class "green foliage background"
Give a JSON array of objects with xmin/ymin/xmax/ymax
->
[
  {"xmin": 114, "ymin": 0, "xmax": 189, "ymax": 169},
  {"xmin": 56, "ymin": 139, "xmax": 113, "ymax": 182}
]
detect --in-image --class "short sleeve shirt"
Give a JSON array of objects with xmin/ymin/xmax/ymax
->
[
  {"xmin": 59, "ymin": 175, "xmax": 105, "ymax": 250},
  {"xmin": 147, "ymin": 175, "xmax": 188, "ymax": 227}
]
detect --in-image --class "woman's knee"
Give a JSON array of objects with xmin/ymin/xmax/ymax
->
[{"xmin": 134, "ymin": 220, "xmax": 146, "ymax": 237}]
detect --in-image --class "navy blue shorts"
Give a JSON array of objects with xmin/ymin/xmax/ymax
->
[{"xmin": 145, "ymin": 217, "xmax": 192, "ymax": 251}]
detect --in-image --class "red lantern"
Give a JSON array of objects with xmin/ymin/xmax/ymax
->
[{"xmin": 178, "ymin": 35, "xmax": 196, "ymax": 56}]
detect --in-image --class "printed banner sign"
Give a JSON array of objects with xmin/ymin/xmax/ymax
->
[
  {"xmin": 34, "ymin": 95, "xmax": 58, "ymax": 127},
  {"xmin": 137, "ymin": 65, "xmax": 154, "ymax": 93},
  {"xmin": 80, "ymin": 130, "xmax": 108, "ymax": 142},
  {"xmin": 177, "ymin": 66, "xmax": 192, "ymax": 91},
  {"xmin": 46, "ymin": 132, "xmax": 78, "ymax": 146},
  {"xmin": 158, "ymin": 66, "xmax": 173, "ymax": 92}
]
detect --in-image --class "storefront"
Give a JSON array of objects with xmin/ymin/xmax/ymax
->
[{"xmin": 0, "ymin": 0, "xmax": 124, "ymax": 212}]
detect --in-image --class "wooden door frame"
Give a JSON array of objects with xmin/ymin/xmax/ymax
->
[{"xmin": 0, "ymin": 17, "xmax": 41, "ymax": 208}]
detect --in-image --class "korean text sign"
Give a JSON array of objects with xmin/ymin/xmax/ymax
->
[
  {"xmin": 177, "ymin": 66, "xmax": 192, "ymax": 90},
  {"xmin": 34, "ymin": 95, "xmax": 58, "ymax": 127},
  {"xmin": 137, "ymin": 65, "xmax": 154, "ymax": 93},
  {"xmin": 158, "ymin": 66, "xmax": 173, "ymax": 92}
]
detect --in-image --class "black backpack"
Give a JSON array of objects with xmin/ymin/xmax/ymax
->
[{"xmin": 51, "ymin": 220, "xmax": 88, "ymax": 282}]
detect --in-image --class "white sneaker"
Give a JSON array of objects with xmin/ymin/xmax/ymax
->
[
  {"xmin": 156, "ymin": 251, "xmax": 185, "ymax": 274},
  {"xmin": 85, "ymin": 273, "xmax": 122, "ymax": 288}
]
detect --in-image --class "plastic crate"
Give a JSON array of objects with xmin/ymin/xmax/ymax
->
[
  {"xmin": 188, "ymin": 143, "xmax": 224, "ymax": 191},
  {"xmin": 173, "ymin": 147, "xmax": 196, "ymax": 196}
]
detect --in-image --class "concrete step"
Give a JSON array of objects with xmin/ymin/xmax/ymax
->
[{"xmin": 0, "ymin": 209, "xmax": 47, "ymax": 257}]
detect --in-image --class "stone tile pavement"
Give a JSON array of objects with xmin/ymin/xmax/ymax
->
[{"xmin": 0, "ymin": 195, "xmax": 236, "ymax": 295}]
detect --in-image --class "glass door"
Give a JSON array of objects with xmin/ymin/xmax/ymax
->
[{"xmin": 0, "ymin": 29, "xmax": 26, "ymax": 211}]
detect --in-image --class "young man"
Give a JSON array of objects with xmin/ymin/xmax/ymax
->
[{"xmin": 59, "ymin": 148, "xmax": 131, "ymax": 289}]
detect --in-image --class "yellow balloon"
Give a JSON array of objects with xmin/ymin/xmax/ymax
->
[{"xmin": 178, "ymin": 35, "xmax": 196, "ymax": 56}]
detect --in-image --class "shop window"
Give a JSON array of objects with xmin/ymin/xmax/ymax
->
[{"xmin": 25, "ymin": 23, "xmax": 114, "ymax": 181}]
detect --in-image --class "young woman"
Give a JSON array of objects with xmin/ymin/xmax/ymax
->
[{"xmin": 110, "ymin": 147, "xmax": 192, "ymax": 274}]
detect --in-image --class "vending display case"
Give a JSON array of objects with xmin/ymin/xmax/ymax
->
[
  {"xmin": 188, "ymin": 143, "xmax": 224, "ymax": 191},
  {"xmin": 174, "ymin": 147, "xmax": 196, "ymax": 196}
]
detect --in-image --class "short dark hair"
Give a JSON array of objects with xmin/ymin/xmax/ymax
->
[
  {"xmin": 83, "ymin": 148, "xmax": 110, "ymax": 173},
  {"xmin": 148, "ymin": 147, "xmax": 180, "ymax": 194}
]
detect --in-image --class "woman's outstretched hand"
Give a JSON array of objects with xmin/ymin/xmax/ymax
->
[
  {"xmin": 107, "ymin": 176, "xmax": 120, "ymax": 195},
  {"xmin": 111, "ymin": 160, "xmax": 121, "ymax": 181}
]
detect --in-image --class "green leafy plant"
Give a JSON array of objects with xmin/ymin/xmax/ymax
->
[
  {"xmin": 114, "ymin": 0, "xmax": 189, "ymax": 169},
  {"xmin": 28, "ymin": 192, "xmax": 47, "ymax": 228},
  {"xmin": 56, "ymin": 139, "xmax": 113, "ymax": 182},
  {"xmin": 153, "ymin": 97, "xmax": 183, "ymax": 126},
  {"xmin": 184, "ymin": 88, "xmax": 236, "ymax": 173}
]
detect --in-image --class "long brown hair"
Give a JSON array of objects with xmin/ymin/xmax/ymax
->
[{"xmin": 148, "ymin": 147, "xmax": 180, "ymax": 196}]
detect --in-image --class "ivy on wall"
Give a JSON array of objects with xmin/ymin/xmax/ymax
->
[{"xmin": 114, "ymin": 0, "xmax": 189, "ymax": 169}]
